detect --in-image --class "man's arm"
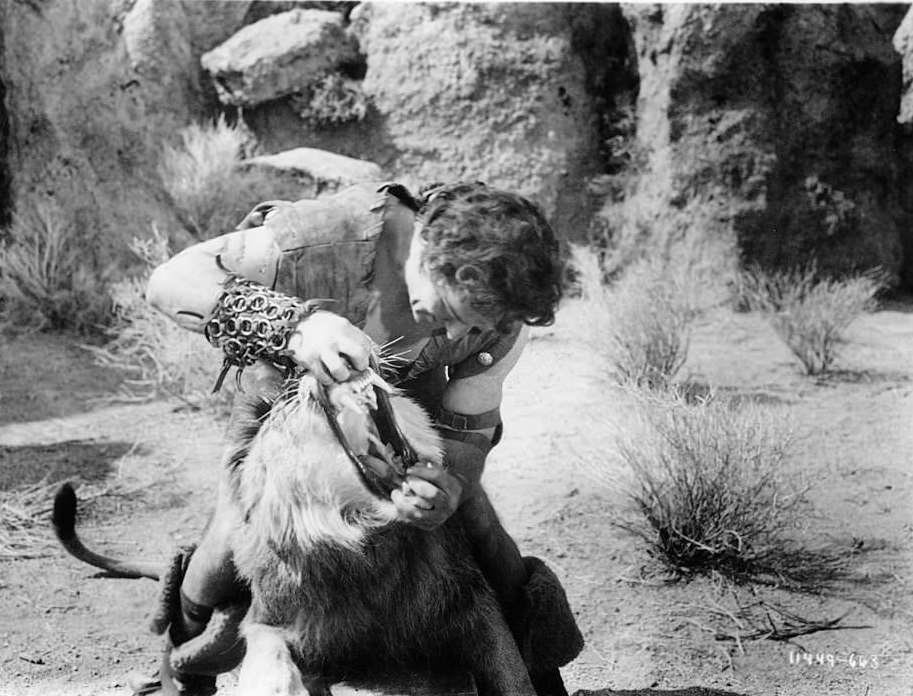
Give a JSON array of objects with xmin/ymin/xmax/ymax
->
[
  {"xmin": 146, "ymin": 225, "xmax": 283, "ymax": 332},
  {"xmin": 146, "ymin": 210, "xmax": 372, "ymax": 384},
  {"xmin": 392, "ymin": 325, "xmax": 530, "ymax": 528}
]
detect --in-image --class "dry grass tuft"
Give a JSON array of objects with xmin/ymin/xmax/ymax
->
[
  {"xmin": 613, "ymin": 387, "xmax": 843, "ymax": 588},
  {"xmin": 158, "ymin": 115, "xmax": 276, "ymax": 240},
  {"xmin": 0, "ymin": 480, "xmax": 61, "ymax": 560},
  {"xmin": 0, "ymin": 197, "xmax": 113, "ymax": 334},
  {"xmin": 568, "ymin": 245, "xmax": 699, "ymax": 390},
  {"xmin": 0, "ymin": 477, "xmax": 146, "ymax": 560},
  {"xmin": 739, "ymin": 265, "xmax": 884, "ymax": 375}
]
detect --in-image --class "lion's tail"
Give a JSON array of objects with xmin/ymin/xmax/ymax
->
[{"xmin": 52, "ymin": 482, "xmax": 162, "ymax": 580}]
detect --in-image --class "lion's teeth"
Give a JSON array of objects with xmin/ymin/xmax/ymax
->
[{"xmin": 368, "ymin": 371, "xmax": 393, "ymax": 393}]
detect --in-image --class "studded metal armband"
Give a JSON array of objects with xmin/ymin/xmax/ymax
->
[{"xmin": 204, "ymin": 276, "xmax": 319, "ymax": 392}]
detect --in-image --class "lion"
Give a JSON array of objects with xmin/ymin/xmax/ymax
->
[{"xmin": 55, "ymin": 367, "xmax": 537, "ymax": 696}]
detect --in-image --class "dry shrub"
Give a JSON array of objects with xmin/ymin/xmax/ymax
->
[
  {"xmin": 615, "ymin": 388, "xmax": 843, "ymax": 588},
  {"xmin": 0, "ymin": 198, "xmax": 113, "ymax": 334},
  {"xmin": 569, "ymin": 244, "xmax": 699, "ymax": 390},
  {"xmin": 85, "ymin": 226, "xmax": 233, "ymax": 409},
  {"xmin": 568, "ymin": 194, "xmax": 738, "ymax": 389},
  {"xmin": 739, "ymin": 265, "xmax": 884, "ymax": 374},
  {"xmin": 290, "ymin": 73, "xmax": 371, "ymax": 126},
  {"xmin": 0, "ymin": 476, "xmax": 147, "ymax": 560},
  {"xmin": 158, "ymin": 115, "xmax": 277, "ymax": 241},
  {"xmin": 0, "ymin": 479, "xmax": 61, "ymax": 559}
]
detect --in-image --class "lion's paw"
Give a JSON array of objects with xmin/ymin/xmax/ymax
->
[{"xmin": 237, "ymin": 624, "xmax": 308, "ymax": 696}]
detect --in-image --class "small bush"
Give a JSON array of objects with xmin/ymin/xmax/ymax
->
[
  {"xmin": 0, "ymin": 198, "xmax": 112, "ymax": 334},
  {"xmin": 616, "ymin": 388, "xmax": 817, "ymax": 584},
  {"xmin": 569, "ymin": 245, "xmax": 698, "ymax": 390},
  {"xmin": 159, "ymin": 115, "xmax": 273, "ymax": 240},
  {"xmin": 739, "ymin": 265, "xmax": 884, "ymax": 374},
  {"xmin": 85, "ymin": 226, "xmax": 233, "ymax": 408},
  {"xmin": 290, "ymin": 73, "xmax": 371, "ymax": 127},
  {"xmin": 803, "ymin": 175, "xmax": 857, "ymax": 237}
]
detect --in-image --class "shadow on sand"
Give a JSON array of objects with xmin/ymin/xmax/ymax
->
[{"xmin": 0, "ymin": 439, "xmax": 135, "ymax": 490}]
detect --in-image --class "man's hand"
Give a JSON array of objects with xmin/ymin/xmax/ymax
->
[
  {"xmin": 391, "ymin": 463, "xmax": 463, "ymax": 530},
  {"xmin": 286, "ymin": 311, "xmax": 373, "ymax": 384}
]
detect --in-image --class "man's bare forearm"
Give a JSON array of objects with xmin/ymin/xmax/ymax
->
[{"xmin": 146, "ymin": 226, "xmax": 282, "ymax": 332}]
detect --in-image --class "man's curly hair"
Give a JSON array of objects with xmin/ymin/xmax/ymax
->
[{"xmin": 417, "ymin": 182, "xmax": 564, "ymax": 332}]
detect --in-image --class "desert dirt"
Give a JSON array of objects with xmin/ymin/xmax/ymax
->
[{"xmin": 0, "ymin": 299, "xmax": 912, "ymax": 696}]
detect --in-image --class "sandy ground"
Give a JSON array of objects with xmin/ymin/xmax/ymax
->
[{"xmin": 1, "ymin": 301, "xmax": 912, "ymax": 696}]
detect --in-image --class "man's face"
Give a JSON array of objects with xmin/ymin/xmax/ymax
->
[{"xmin": 404, "ymin": 223, "xmax": 495, "ymax": 340}]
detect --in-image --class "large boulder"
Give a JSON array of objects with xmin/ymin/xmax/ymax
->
[
  {"xmin": 0, "ymin": 0, "xmax": 250, "ymax": 266},
  {"xmin": 6, "ymin": 0, "xmax": 912, "ymax": 296},
  {"xmin": 201, "ymin": 9, "xmax": 360, "ymax": 107},
  {"xmin": 613, "ymin": 3, "xmax": 912, "ymax": 284},
  {"xmin": 349, "ymin": 2, "xmax": 615, "ymax": 240},
  {"xmin": 239, "ymin": 147, "xmax": 384, "ymax": 196}
]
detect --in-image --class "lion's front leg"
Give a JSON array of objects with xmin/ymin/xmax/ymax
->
[{"xmin": 237, "ymin": 623, "xmax": 328, "ymax": 696}]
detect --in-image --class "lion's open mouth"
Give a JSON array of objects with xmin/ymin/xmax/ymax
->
[
  {"xmin": 316, "ymin": 369, "xmax": 408, "ymax": 494},
  {"xmin": 324, "ymin": 369, "xmax": 385, "ymax": 413}
]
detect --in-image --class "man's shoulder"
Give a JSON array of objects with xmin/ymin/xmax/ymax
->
[
  {"xmin": 266, "ymin": 182, "xmax": 417, "ymax": 323},
  {"xmin": 448, "ymin": 324, "xmax": 527, "ymax": 381},
  {"xmin": 400, "ymin": 323, "xmax": 526, "ymax": 384}
]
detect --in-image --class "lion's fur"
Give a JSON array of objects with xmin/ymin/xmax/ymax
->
[
  {"xmin": 230, "ymin": 375, "xmax": 442, "ymax": 556},
  {"xmin": 225, "ymin": 373, "xmax": 534, "ymax": 694}
]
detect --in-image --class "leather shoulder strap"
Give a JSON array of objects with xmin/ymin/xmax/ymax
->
[{"xmin": 448, "ymin": 323, "xmax": 523, "ymax": 380}]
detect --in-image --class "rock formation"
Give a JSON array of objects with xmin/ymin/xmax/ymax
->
[
  {"xmin": 613, "ymin": 3, "xmax": 912, "ymax": 283},
  {"xmin": 349, "ymin": 2, "xmax": 614, "ymax": 239},
  {"xmin": 201, "ymin": 9, "xmax": 359, "ymax": 107},
  {"xmin": 1, "ymin": 1, "xmax": 912, "ymax": 290},
  {"xmin": 0, "ymin": 0, "xmax": 250, "ymax": 266},
  {"xmin": 893, "ymin": 5, "xmax": 913, "ymax": 286},
  {"xmin": 239, "ymin": 146, "xmax": 384, "ymax": 197}
]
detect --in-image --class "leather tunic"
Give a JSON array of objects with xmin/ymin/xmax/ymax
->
[{"xmin": 241, "ymin": 182, "xmax": 521, "ymax": 410}]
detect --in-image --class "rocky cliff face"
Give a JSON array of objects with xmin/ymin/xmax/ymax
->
[
  {"xmin": 612, "ymin": 3, "xmax": 912, "ymax": 284},
  {"xmin": 232, "ymin": 3, "xmax": 622, "ymax": 239},
  {"xmin": 349, "ymin": 2, "xmax": 618, "ymax": 239},
  {"xmin": 2, "ymin": 1, "xmax": 912, "ymax": 287},
  {"xmin": 0, "ymin": 0, "xmax": 250, "ymax": 266},
  {"xmin": 893, "ymin": 5, "xmax": 913, "ymax": 286}
]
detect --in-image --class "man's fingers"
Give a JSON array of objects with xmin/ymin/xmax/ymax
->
[
  {"xmin": 403, "ymin": 478, "xmax": 442, "ymax": 503},
  {"xmin": 306, "ymin": 359, "xmax": 334, "ymax": 386},
  {"xmin": 285, "ymin": 329, "xmax": 306, "ymax": 356},
  {"xmin": 287, "ymin": 339, "xmax": 331, "ymax": 384},
  {"xmin": 288, "ymin": 312, "xmax": 372, "ymax": 381},
  {"xmin": 391, "ymin": 490, "xmax": 447, "ymax": 530},
  {"xmin": 392, "ymin": 489, "xmax": 425, "ymax": 515},
  {"xmin": 320, "ymin": 350, "xmax": 351, "ymax": 383},
  {"xmin": 337, "ymin": 335, "xmax": 371, "ymax": 372},
  {"xmin": 404, "ymin": 465, "xmax": 448, "ymax": 485},
  {"xmin": 405, "ymin": 466, "xmax": 462, "ymax": 498}
]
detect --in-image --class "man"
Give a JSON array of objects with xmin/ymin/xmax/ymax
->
[{"xmin": 143, "ymin": 181, "xmax": 582, "ymax": 695}]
